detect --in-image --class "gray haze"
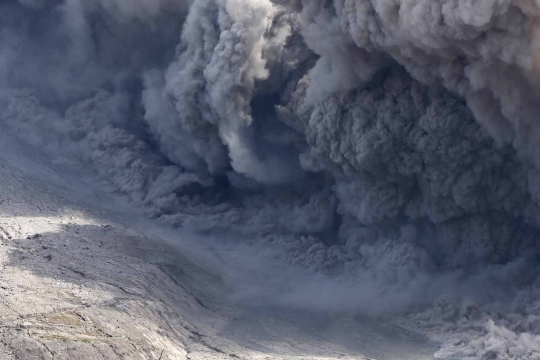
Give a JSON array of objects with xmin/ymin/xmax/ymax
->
[{"xmin": 2, "ymin": 1, "xmax": 540, "ymax": 358}]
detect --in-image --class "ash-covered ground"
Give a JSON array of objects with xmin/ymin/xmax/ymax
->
[{"xmin": 2, "ymin": 1, "xmax": 540, "ymax": 359}]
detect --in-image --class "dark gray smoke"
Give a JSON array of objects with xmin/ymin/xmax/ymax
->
[{"xmin": 2, "ymin": 0, "xmax": 540, "ymax": 358}]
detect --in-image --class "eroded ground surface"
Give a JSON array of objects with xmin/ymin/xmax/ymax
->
[{"xmin": 0, "ymin": 134, "xmax": 435, "ymax": 359}]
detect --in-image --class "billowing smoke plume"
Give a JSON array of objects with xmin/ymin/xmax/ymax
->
[
  {"xmin": 297, "ymin": 1, "xmax": 540, "ymax": 149},
  {"xmin": 3, "ymin": 0, "xmax": 540, "ymax": 358}
]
